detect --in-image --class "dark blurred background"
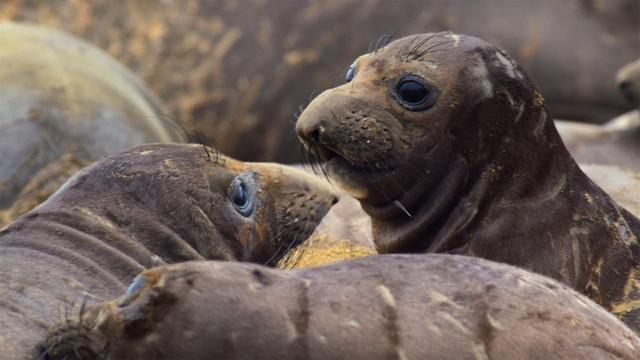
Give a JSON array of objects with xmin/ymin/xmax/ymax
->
[{"xmin": 2, "ymin": 0, "xmax": 638, "ymax": 162}]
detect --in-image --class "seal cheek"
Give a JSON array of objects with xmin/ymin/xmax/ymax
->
[{"xmin": 238, "ymin": 225, "xmax": 257, "ymax": 259}]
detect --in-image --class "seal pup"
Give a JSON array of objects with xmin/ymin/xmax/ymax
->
[
  {"xmin": 41, "ymin": 255, "xmax": 640, "ymax": 359},
  {"xmin": 0, "ymin": 143, "xmax": 336, "ymax": 359},
  {"xmin": 5, "ymin": 1, "xmax": 638, "ymax": 164},
  {"xmin": 296, "ymin": 33, "xmax": 640, "ymax": 331}
]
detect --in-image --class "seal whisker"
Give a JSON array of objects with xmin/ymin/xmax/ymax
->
[
  {"xmin": 373, "ymin": 33, "xmax": 395, "ymax": 54},
  {"xmin": 278, "ymin": 219, "xmax": 312, "ymax": 269},
  {"xmin": 268, "ymin": 225, "xmax": 305, "ymax": 266},
  {"xmin": 298, "ymin": 142, "xmax": 312, "ymax": 171},
  {"xmin": 330, "ymin": 66, "xmax": 347, "ymax": 88},
  {"xmin": 404, "ymin": 33, "xmax": 435, "ymax": 61},
  {"xmin": 264, "ymin": 218, "xmax": 304, "ymax": 267},
  {"xmin": 381, "ymin": 33, "xmax": 396, "ymax": 52},
  {"xmin": 399, "ymin": 33, "xmax": 420, "ymax": 58},
  {"xmin": 264, "ymin": 241, "xmax": 287, "ymax": 266},
  {"xmin": 368, "ymin": 38, "xmax": 377, "ymax": 54},
  {"xmin": 357, "ymin": 158, "xmax": 397, "ymax": 206},
  {"xmin": 402, "ymin": 31, "xmax": 449, "ymax": 61},
  {"xmin": 186, "ymin": 128, "xmax": 223, "ymax": 166},
  {"xmin": 142, "ymin": 113, "xmax": 187, "ymax": 142},
  {"xmin": 393, "ymin": 200, "xmax": 412, "ymax": 218},
  {"xmin": 414, "ymin": 39, "xmax": 454, "ymax": 59},
  {"xmin": 373, "ymin": 161, "xmax": 407, "ymax": 199}
]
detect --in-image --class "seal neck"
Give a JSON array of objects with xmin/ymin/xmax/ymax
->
[{"xmin": 369, "ymin": 111, "xmax": 640, "ymax": 310}]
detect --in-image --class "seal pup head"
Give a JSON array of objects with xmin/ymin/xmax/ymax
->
[
  {"xmin": 296, "ymin": 32, "xmax": 574, "ymax": 253},
  {"xmin": 39, "ymin": 143, "xmax": 338, "ymax": 266}
]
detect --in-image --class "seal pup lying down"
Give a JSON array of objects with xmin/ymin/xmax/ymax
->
[
  {"xmin": 0, "ymin": 143, "xmax": 336, "ymax": 359},
  {"xmin": 41, "ymin": 255, "xmax": 640, "ymax": 359},
  {"xmin": 296, "ymin": 32, "xmax": 640, "ymax": 331}
]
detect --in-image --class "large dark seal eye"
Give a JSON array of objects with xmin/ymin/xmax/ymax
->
[
  {"xmin": 393, "ymin": 74, "xmax": 437, "ymax": 111},
  {"xmin": 230, "ymin": 178, "xmax": 254, "ymax": 217},
  {"xmin": 345, "ymin": 63, "xmax": 356, "ymax": 83}
]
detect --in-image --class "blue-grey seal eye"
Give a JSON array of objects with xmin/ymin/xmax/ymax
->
[
  {"xmin": 230, "ymin": 177, "xmax": 254, "ymax": 216},
  {"xmin": 345, "ymin": 63, "xmax": 356, "ymax": 83},
  {"xmin": 393, "ymin": 74, "xmax": 438, "ymax": 111}
]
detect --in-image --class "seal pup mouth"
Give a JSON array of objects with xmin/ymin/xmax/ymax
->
[{"xmin": 300, "ymin": 138, "xmax": 398, "ymax": 202}]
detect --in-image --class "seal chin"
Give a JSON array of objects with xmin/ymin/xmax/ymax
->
[
  {"xmin": 326, "ymin": 157, "xmax": 370, "ymax": 199},
  {"xmin": 326, "ymin": 155, "xmax": 400, "ymax": 201}
]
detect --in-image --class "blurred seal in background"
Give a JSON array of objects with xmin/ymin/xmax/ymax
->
[{"xmin": 3, "ymin": 0, "xmax": 637, "ymax": 162}]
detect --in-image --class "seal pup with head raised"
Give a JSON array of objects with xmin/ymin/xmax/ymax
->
[
  {"xmin": 0, "ymin": 143, "xmax": 336, "ymax": 359},
  {"xmin": 296, "ymin": 32, "xmax": 640, "ymax": 331}
]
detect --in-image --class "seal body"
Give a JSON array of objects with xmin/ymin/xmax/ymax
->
[
  {"xmin": 41, "ymin": 255, "xmax": 640, "ymax": 359},
  {"xmin": 557, "ymin": 54, "xmax": 640, "ymax": 171},
  {"xmin": 556, "ymin": 111, "xmax": 640, "ymax": 171},
  {"xmin": 0, "ymin": 23, "xmax": 184, "ymax": 226},
  {"xmin": 3, "ymin": 0, "xmax": 636, "ymax": 162},
  {"xmin": 0, "ymin": 144, "xmax": 336, "ymax": 359},
  {"xmin": 296, "ymin": 33, "xmax": 640, "ymax": 331}
]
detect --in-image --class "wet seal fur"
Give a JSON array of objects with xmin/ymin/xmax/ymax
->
[
  {"xmin": 0, "ymin": 143, "xmax": 336, "ymax": 359},
  {"xmin": 41, "ymin": 255, "xmax": 640, "ymax": 359},
  {"xmin": 296, "ymin": 33, "xmax": 640, "ymax": 331}
]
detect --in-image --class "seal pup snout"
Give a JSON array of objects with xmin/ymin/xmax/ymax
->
[
  {"xmin": 617, "ymin": 58, "xmax": 640, "ymax": 107},
  {"xmin": 235, "ymin": 161, "xmax": 339, "ymax": 267},
  {"xmin": 297, "ymin": 88, "xmax": 409, "ymax": 203}
]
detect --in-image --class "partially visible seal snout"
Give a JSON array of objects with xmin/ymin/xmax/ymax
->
[{"xmin": 617, "ymin": 58, "xmax": 640, "ymax": 107}]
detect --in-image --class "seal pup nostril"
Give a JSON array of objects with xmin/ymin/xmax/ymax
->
[
  {"xmin": 309, "ymin": 127, "xmax": 321, "ymax": 142},
  {"xmin": 618, "ymin": 80, "xmax": 637, "ymax": 104},
  {"xmin": 331, "ymin": 196, "xmax": 339, "ymax": 206},
  {"xmin": 619, "ymin": 81, "xmax": 630, "ymax": 92}
]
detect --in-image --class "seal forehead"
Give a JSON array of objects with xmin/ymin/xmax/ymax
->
[{"xmin": 354, "ymin": 33, "xmax": 476, "ymax": 84}]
